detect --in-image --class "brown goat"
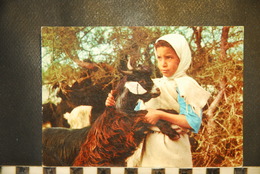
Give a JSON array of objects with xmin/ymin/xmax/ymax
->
[{"xmin": 73, "ymin": 108, "xmax": 150, "ymax": 166}]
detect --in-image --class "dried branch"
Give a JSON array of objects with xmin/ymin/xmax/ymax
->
[
  {"xmin": 206, "ymin": 84, "xmax": 226, "ymax": 117},
  {"xmin": 64, "ymin": 48, "xmax": 96, "ymax": 70}
]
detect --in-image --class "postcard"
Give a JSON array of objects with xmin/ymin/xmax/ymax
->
[{"xmin": 41, "ymin": 26, "xmax": 243, "ymax": 168}]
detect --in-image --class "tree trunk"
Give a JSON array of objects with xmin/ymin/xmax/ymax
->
[
  {"xmin": 220, "ymin": 26, "xmax": 230, "ymax": 60},
  {"xmin": 192, "ymin": 26, "xmax": 203, "ymax": 51}
]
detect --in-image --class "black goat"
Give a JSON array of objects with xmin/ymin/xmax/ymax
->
[{"xmin": 42, "ymin": 126, "xmax": 91, "ymax": 166}]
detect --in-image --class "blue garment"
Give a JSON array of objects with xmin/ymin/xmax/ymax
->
[
  {"xmin": 134, "ymin": 91, "xmax": 202, "ymax": 133},
  {"xmin": 134, "ymin": 102, "xmax": 141, "ymax": 111},
  {"xmin": 177, "ymin": 92, "xmax": 202, "ymax": 133}
]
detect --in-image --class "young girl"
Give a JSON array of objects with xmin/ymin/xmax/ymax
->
[{"xmin": 106, "ymin": 33, "xmax": 210, "ymax": 167}]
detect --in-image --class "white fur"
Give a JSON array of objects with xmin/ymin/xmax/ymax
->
[
  {"xmin": 64, "ymin": 105, "xmax": 92, "ymax": 128},
  {"xmin": 125, "ymin": 81, "xmax": 147, "ymax": 94}
]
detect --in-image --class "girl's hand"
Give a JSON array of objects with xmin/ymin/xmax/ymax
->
[
  {"xmin": 145, "ymin": 108, "xmax": 163, "ymax": 125},
  {"xmin": 105, "ymin": 90, "xmax": 116, "ymax": 107}
]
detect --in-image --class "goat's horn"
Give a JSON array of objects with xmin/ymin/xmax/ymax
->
[
  {"xmin": 127, "ymin": 57, "xmax": 134, "ymax": 70},
  {"xmin": 118, "ymin": 69, "xmax": 133, "ymax": 75}
]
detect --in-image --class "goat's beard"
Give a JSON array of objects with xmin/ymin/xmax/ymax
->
[
  {"xmin": 115, "ymin": 88, "xmax": 129, "ymax": 110},
  {"xmin": 116, "ymin": 89, "xmax": 143, "ymax": 113}
]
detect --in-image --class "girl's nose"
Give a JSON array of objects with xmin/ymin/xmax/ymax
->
[{"xmin": 162, "ymin": 60, "xmax": 167, "ymax": 67}]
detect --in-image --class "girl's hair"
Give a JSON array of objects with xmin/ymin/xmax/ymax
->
[{"xmin": 154, "ymin": 40, "xmax": 174, "ymax": 49}]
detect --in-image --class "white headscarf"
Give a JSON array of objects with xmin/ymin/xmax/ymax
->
[
  {"xmin": 155, "ymin": 34, "xmax": 192, "ymax": 78},
  {"xmin": 155, "ymin": 34, "xmax": 211, "ymax": 113}
]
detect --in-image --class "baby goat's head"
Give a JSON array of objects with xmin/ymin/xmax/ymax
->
[{"xmin": 115, "ymin": 60, "xmax": 160, "ymax": 111}]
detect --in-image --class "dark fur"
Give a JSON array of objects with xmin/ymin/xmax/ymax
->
[
  {"xmin": 42, "ymin": 65, "xmax": 114, "ymax": 128},
  {"xmin": 73, "ymin": 108, "xmax": 150, "ymax": 166},
  {"xmin": 42, "ymin": 102, "xmax": 70, "ymax": 128},
  {"xmin": 42, "ymin": 126, "xmax": 91, "ymax": 166},
  {"xmin": 156, "ymin": 109, "xmax": 180, "ymax": 140}
]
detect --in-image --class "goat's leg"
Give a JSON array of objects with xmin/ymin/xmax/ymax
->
[
  {"xmin": 156, "ymin": 120, "xmax": 180, "ymax": 140},
  {"xmin": 155, "ymin": 109, "xmax": 180, "ymax": 140}
]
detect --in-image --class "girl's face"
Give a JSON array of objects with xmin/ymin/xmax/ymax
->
[{"xmin": 156, "ymin": 46, "xmax": 180, "ymax": 77}]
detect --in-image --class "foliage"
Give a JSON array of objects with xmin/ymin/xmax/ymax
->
[{"xmin": 41, "ymin": 26, "xmax": 243, "ymax": 167}]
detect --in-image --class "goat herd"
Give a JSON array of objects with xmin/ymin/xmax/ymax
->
[{"xmin": 42, "ymin": 63, "xmax": 179, "ymax": 166}]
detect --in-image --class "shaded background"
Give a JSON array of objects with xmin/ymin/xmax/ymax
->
[{"xmin": 0, "ymin": 0, "xmax": 259, "ymax": 166}]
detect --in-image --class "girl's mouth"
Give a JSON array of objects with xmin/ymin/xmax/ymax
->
[{"xmin": 161, "ymin": 70, "xmax": 168, "ymax": 73}]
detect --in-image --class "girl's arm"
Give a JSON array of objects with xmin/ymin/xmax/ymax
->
[
  {"xmin": 145, "ymin": 109, "xmax": 192, "ymax": 129},
  {"xmin": 145, "ymin": 92, "xmax": 202, "ymax": 133}
]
